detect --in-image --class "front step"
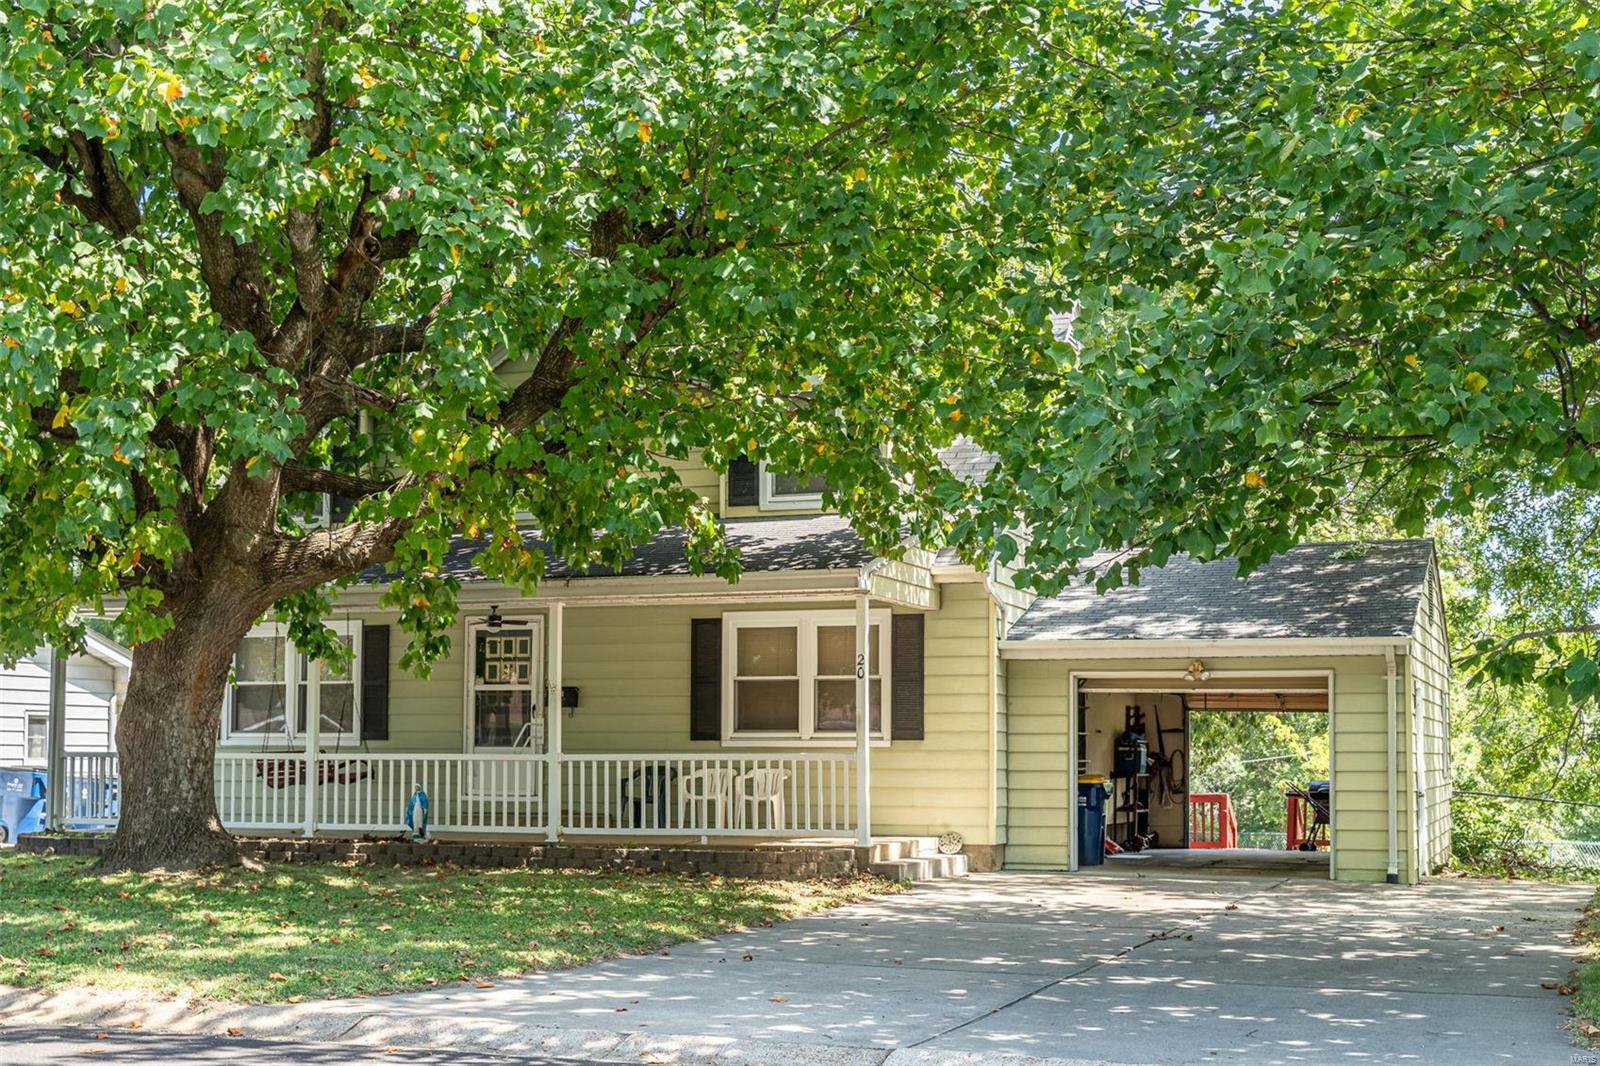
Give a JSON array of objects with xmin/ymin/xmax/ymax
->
[
  {"xmin": 868, "ymin": 851, "xmax": 970, "ymax": 883},
  {"xmin": 860, "ymin": 835, "xmax": 942, "ymax": 864}
]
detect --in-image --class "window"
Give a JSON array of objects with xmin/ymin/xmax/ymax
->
[
  {"xmin": 222, "ymin": 622, "xmax": 361, "ymax": 743},
  {"xmin": 723, "ymin": 610, "xmax": 890, "ymax": 743},
  {"xmin": 24, "ymin": 712, "xmax": 46, "ymax": 765},
  {"xmin": 469, "ymin": 623, "xmax": 542, "ymax": 750},
  {"xmin": 757, "ymin": 461, "xmax": 828, "ymax": 510}
]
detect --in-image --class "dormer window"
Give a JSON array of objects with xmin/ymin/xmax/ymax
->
[{"xmin": 758, "ymin": 462, "xmax": 828, "ymax": 510}]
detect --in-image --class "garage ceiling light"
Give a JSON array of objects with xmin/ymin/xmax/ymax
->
[{"xmin": 1183, "ymin": 659, "xmax": 1212, "ymax": 683}]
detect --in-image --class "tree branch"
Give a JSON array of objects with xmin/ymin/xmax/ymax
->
[
  {"xmin": 162, "ymin": 132, "xmax": 277, "ymax": 345},
  {"xmin": 279, "ymin": 464, "xmax": 396, "ymax": 498}
]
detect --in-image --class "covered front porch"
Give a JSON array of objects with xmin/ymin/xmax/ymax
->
[{"xmin": 52, "ymin": 517, "xmax": 958, "ymax": 857}]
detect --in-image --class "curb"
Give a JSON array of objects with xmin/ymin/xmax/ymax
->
[{"xmin": 0, "ymin": 984, "xmax": 1127, "ymax": 1066}]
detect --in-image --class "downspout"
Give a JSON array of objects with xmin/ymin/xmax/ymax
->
[
  {"xmin": 855, "ymin": 559, "xmax": 890, "ymax": 849},
  {"xmin": 1385, "ymin": 646, "xmax": 1399, "ymax": 884}
]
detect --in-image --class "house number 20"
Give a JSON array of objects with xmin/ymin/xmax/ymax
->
[{"xmin": 856, "ymin": 653, "xmax": 866, "ymax": 679}]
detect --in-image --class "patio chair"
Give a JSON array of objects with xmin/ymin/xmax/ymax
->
[
  {"xmin": 734, "ymin": 767, "xmax": 791, "ymax": 830},
  {"xmin": 678, "ymin": 767, "xmax": 737, "ymax": 831}
]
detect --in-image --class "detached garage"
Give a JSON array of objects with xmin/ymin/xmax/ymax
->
[{"xmin": 999, "ymin": 539, "xmax": 1451, "ymax": 884}]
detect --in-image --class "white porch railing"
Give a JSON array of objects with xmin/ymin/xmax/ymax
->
[
  {"xmin": 61, "ymin": 751, "xmax": 855, "ymax": 839},
  {"xmin": 313, "ymin": 753, "xmax": 546, "ymax": 834},
  {"xmin": 62, "ymin": 751, "xmax": 121, "ymax": 826},
  {"xmin": 561, "ymin": 754, "xmax": 856, "ymax": 836}
]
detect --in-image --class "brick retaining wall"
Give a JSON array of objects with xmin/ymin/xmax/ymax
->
[{"xmin": 16, "ymin": 833, "xmax": 859, "ymax": 880}]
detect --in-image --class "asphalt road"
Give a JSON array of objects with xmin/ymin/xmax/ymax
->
[{"xmin": 0, "ymin": 1026, "xmax": 620, "ymax": 1065}]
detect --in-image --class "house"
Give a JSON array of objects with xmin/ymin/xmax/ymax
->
[
  {"xmin": 69, "ymin": 446, "xmax": 1451, "ymax": 884},
  {"xmin": 0, "ymin": 632, "xmax": 130, "ymax": 770}
]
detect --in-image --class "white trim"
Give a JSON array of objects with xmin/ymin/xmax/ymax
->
[
  {"xmin": 1000, "ymin": 637, "xmax": 1409, "ymax": 659},
  {"xmin": 757, "ymin": 461, "xmax": 826, "ymax": 511},
  {"xmin": 463, "ymin": 615, "xmax": 545, "ymax": 756},
  {"xmin": 22, "ymin": 710, "xmax": 47, "ymax": 767},
  {"xmin": 81, "ymin": 631, "xmax": 133, "ymax": 671},
  {"xmin": 721, "ymin": 608, "xmax": 891, "ymax": 745},
  {"xmin": 218, "ymin": 620, "xmax": 363, "ymax": 747},
  {"xmin": 1069, "ymin": 668, "xmax": 1338, "ymax": 882}
]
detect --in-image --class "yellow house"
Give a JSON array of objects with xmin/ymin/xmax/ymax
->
[{"xmin": 66, "ymin": 446, "xmax": 1451, "ymax": 883}]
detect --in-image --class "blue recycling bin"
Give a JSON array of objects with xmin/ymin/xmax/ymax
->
[
  {"xmin": 0, "ymin": 767, "xmax": 48, "ymax": 842},
  {"xmin": 1076, "ymin": 779, "xmax": 1108, "ymax": 866}
]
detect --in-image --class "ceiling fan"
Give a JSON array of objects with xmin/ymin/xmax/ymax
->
[{"xmin": 483, "ymin": 605, "xmax": 531, "ymax": 630}]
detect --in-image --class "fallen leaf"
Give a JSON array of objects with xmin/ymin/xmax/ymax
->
[
  {"xmin": 472, "ymin": 979, "xmax": 494, "ymax": 989},
  {"xmin": 225, "ymin": 1027, "xmax": 244, "ymax": 1037},
  {"xmin": 769, "ymin": 996, "xmax": 788, "ymax": 1003},
  {"xmin": 742, "ymin": 953, "xmax": 754, "ymax": 961},
  {"xmin": 1224, "ymin": 904, "xmax": 1239, "ymax": 911},
  {"xmin": 268, "ymin": 972, "xmax": 289, "ymax": 982},
  {"xmin": 126, "ymin": 1020, "xmax": 141, "ymax": 1029},
  {"xmin": 93, "ymin": 1032, "xmax": 109, "ymax": 1040}
]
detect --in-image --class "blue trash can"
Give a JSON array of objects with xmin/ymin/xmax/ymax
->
[
  {"xmin": 1076, "ymin": 777, "xmax": 1108, "ymax": 866},
  {"xmin": 0, "ymin": 767, "xmax": 48, "ymax": 842}
]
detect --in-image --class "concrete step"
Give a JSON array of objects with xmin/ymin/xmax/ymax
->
[
  {"xmin": 861, "ymin": 836, "xmax": 943, "ymax": 864},
  {"xmin": 869, "ymin": 852, "xmax": 970, "ymax": 883}
]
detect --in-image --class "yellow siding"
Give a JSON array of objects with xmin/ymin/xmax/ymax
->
[
  {"xmin": 1002, "ymin": 653, "xmax": 1423, "ymax": 883},
  {"xmin": 1408, "ymin": 561, "xmax": 1453, "ymax": 874},
  {"xmin": 327, "ymin": 586, "xmax": 1003, "ymax": 844}
]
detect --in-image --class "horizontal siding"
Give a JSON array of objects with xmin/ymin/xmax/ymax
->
[
  {"xmin": 1003, "ymin": 653, "xmax": 1422, "ymax": 883},
  {"xmin": 0, "ymin": 651, "xmax": 118, "ymax": 764},
  {"xmin": 313, "ymin": 588, "xmax": 1002, "ymax": 843}
]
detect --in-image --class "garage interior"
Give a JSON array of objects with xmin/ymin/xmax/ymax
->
[{"xmin": 1075, "ymin": 674, "xmax": 1332, "ymax": 875}]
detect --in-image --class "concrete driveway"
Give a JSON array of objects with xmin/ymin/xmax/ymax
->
[{"xmin": 322, "ymin": 868, "xmax": 1589, "ymax": 1065}]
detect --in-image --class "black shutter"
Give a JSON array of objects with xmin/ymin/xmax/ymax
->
[
  {"xmin": 361, "ymin": 624, "xmax": 390, "ymax": 741},
  {"xmin": 690, "ymin": 618, "xmax": 722, "ymax": 741},
  {"xmin": 891, "ymin": 613, "xmax": 924, "ymax": 740},
  {"xmin": 727, "ymin": 456, "xmax": 760, "ymax": 507},
  {"xmin": 329, "ymin": 494, "xmax": 355, "ymax": 523}
]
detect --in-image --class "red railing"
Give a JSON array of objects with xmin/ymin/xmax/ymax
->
[
  {"xmin": 1286, "ymin": 793, "xmax": 1330, "ymax": 850},
  {"xmin": 1189, "ymin": 792, "xmax": 1238, "ymax": 848}
]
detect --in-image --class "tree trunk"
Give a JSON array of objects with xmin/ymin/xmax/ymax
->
[{"xmin": 97, "ymin": 594, "xmax": 260, "ymax": 873}]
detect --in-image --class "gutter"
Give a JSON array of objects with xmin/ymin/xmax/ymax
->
[
  {"xmin": 1385, "ymin": 645, "xmax": 1400, "ymax": 884},
  {"xmin": 856, "ymin": 556, "xmax": 891, "ymax": 592},
  {"xmin": 1000, "ymin": 636, "xmax": 1411, "ymax": 659}
]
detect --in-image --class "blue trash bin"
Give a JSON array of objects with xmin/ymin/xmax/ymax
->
[
  {"xmin": 1076, "ymin": 778, "xmax": 1108, "ymax": 866},
  {"xmin": 0, "ymin": 767, "xmax": 48, "ymax": 842}
]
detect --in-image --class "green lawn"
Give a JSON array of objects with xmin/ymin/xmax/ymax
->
[
  {"xmin": 1576, "ymin": 889, "xmax": 1600, "ymax": 1042},
  {"xmin": 0, "ymin": 852, "xmax": 893, "ymax": 1004}
]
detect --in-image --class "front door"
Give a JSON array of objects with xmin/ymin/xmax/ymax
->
[{"xmin": 465, "ymin": 619, "xmax": 544, "ymax": 796}]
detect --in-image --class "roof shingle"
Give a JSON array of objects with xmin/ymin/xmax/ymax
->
[{"xmin": 1006, "ymin": 539, "xmax": 1435, "ymax": 643}]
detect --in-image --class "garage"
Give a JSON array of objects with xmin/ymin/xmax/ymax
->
[{"xmin": 998, "ymin": 539, "xmax": 1452, "ymax": 884}]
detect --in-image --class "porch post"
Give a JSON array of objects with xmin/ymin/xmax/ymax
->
[
  {"xmin": 855, "ymin": 592, "xmax": 871, "ymax": 848},
  {"xmin": 545, "ymin": 601, "xmax": 564, "ymax": 842},
  {"xmin": 46, "ymin": 647, "xmax": 67, "ymax": 828},
  {"xmin": 303, "ymin": 656, "xmax": 320, "ymax": 837}
]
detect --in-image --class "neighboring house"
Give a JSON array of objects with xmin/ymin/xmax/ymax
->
[
  {"xmin": 0, "ymin": 632, "xmax": 131, "ymax": 767},
  {"xmin": 78, "ymin": 445, "xmax": 1451, "ymax": 884}
]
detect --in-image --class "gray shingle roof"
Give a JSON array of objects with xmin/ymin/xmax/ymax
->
[
  {"xmin": 936, "ymin": 437, "xmax": 999, "ymax": 485},
  {"xmin": 1006, "ymin": 539, "xmax": 1435, "ymax": 643},
  {"xmin": 365, "ymin": 513, "xmax": 872, "ymax": 585}
]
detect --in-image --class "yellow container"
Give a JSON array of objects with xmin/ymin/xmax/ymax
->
[{"xmin": 1079, "ymin": 774, "xmax": 1108, "ymax": 784}]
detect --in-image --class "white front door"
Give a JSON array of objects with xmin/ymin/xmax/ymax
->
[{"xmin": 465, "ymin": 618, "xmax": 545, "ymax": 761}]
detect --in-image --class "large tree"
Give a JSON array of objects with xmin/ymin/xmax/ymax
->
[
  {"xmin": 964, "ymin": 0, "xmax": 1600, "ymax": 704},
  {"xmin": 0, "ymin": 0, "xmax": 1106, "ymax": 869}
]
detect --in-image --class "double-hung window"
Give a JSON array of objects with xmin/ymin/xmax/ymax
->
[
  {"xmin": 222, "ymin": 621, "xmax": 361, "ymax": 744},
  {"xmin": 23, "ymin": 712, "xmax": 46, "ymax": 765},
  {"xmin": 757, "ymin": 461, "xmax": 828, "ymax": 510},
  {"xmin": 723, "ymin": 609, "xmax": 889, "ymax": 744}
]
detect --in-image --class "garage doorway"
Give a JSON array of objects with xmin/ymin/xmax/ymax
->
[{"xmin": 1070, "ymin": 672, "xmax": 1334, "ymax": 878}]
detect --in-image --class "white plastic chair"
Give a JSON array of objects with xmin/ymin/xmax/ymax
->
[
  {"xmin": 735, "ymin": 768, "xmax": 791, "ymax": 830},
  {"xmin": 678, "ymin": 768, "xmax": 737, "ymax": 830}
]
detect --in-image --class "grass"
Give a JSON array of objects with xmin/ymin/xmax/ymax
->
[
  {"xmin": 0, "ymin": 852, "xmax": 894, "ymax": 1004},
  {"xmin": 1575, "ymin": 888, "xmax": 1600, "ymax": 1043}
]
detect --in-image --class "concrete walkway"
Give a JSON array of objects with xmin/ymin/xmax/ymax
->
[{"xmin": 3, "ymin": 870, "xmax": 1590, "ymax": 1065}]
